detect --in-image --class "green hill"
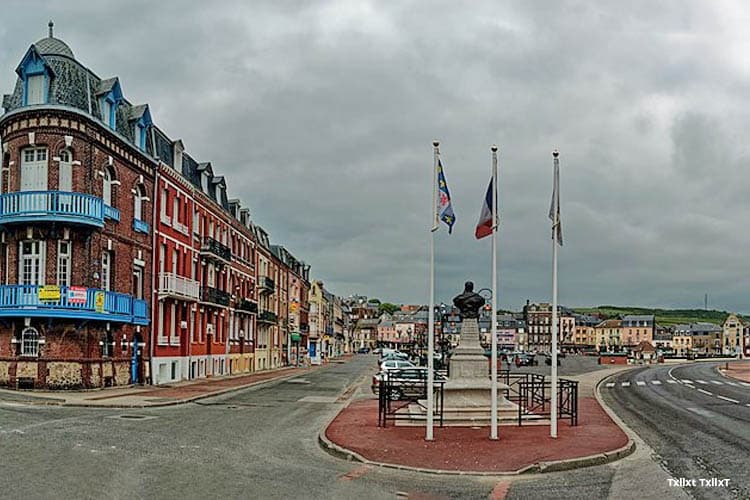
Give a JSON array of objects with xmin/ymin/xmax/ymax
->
[{"xmin": 572, "ymin": 306, "xmax": 746, "ymax": 326}]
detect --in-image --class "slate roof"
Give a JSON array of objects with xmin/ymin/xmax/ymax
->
[{"xmin": 34, "ymin": 36, "xmax": 74, "ymax": 58}]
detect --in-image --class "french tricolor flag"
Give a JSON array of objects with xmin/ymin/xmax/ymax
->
[{"xmin": 475, "ymin": 178, "xmax": 494, "ymax": 239}]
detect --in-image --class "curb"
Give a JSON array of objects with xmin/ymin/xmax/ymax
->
[
  {"xmin": 317, "ymin": 367, "xmax": 638, "ymax": 476},
  {"xmin": 715, "ymin": 362, "xmax": 750, "ymax": 384}
]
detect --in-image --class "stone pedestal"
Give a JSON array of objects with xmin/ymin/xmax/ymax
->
[{"xmin": 440, "ymin": 317, "xmax": 516, "ymax": 425}]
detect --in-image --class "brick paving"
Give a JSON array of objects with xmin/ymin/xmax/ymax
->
[
  {"xmin": 723, "ymin": 361, "xmax": 750, "ymax": 383},
  {"xmin": 325, "ymin": 396, "xmax": 629, "ymax": 473}
]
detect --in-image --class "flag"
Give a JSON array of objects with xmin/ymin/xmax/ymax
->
[
  {"xmin": 475, "ymin": 178, "xmax": 494, "ymax": 239},
  {"xmin": 437, "ymin": 159, "xmax": 455, "ymax": 233},
  {"xmin": 549, "ymin": 154, "xmax": 563, "ymax": 245}
]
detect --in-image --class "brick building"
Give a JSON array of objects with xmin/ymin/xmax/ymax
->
[{"xmin": 0, "ymin": 26, "xmax": 152, "ymax": 389}]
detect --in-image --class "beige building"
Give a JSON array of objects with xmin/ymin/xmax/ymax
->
[
  {"xmin": 594, "ymin": 319, "xmax": 622, "ymax": 351},
  {"xmin": 722, "ymin": 314, "xmax": 744, "ymax": 355},
  {"xmin": 620, "ymin": 315, "xmax": 654, "ymax": 347}
]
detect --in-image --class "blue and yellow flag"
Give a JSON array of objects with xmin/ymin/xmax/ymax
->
[{"xmin": 437, "ymin": 159, "xmax": 455, "ymax": 233}]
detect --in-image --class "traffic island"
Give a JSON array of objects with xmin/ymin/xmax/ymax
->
[
  {"xmin": 322, "ymin": 395, "xmax": 632, "ymax": 474},
  {"xmin": 718, "ymin": 360, "xmax": 750, "ymax": 383}
]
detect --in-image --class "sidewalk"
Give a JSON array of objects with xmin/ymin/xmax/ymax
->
[
  {"xmin": 322, "ymin": 366, "xmax": 635, "ymax": 474},
  {"xmin": 0, "ymin": 364, "xmax": 320, "ymax": 408},
  {"xmin": 718, "ymin": 360, "xmax": 750, "ymax": 383}
]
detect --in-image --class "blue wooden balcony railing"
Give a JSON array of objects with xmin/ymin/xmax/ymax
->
[
  {"xmin": 0, "ymin": 191, "xmax": 118, "ymax": 227},
  {"xmin": 133, "ymin": 218, "xmax": 149, "ymax": 234},
  {"xmin": 0, "ymin": 285, "xmax": 149, "ymax": 325}
]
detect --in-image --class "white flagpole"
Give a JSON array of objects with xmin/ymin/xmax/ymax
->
[
  {"xmin": 427, "ymin": 140, "xmax": 439, "ymax": 441},
  {"xmin": 490, "ymin": 145, "xmax": 499, "ymax": 440},
  {"xmin": 550, "ymin": 149, "xmax": 560, "ymax": 439}
]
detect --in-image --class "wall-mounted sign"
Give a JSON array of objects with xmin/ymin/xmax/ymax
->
[
  {"xmin": 67, "ymin": 286, "xmax": 87, "ymax": 305},
  {"xmin": 94, "ymin": 291, "xmax": 106, "ymax": 313},
  {"xmin": 39, "ymin": 285, "xmax": 61, "ymax": 301}
]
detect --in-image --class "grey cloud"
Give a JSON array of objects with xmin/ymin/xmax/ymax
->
[{"xmin": 1, "ymin": 1, "xmax": 749, "ymax": 312}]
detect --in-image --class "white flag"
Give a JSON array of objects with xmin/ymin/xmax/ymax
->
[{"xmin": 549, "ymin": 152, "xmax": 563, "ymax": 246}]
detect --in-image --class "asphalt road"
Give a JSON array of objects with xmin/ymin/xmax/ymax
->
[
  {"xmin": 601, "ymin": 362, "xmax": 750, "ymax": 500},
  {"xmin": 0, "ymin": 355, "xmax": 712, "ymax": 500}
]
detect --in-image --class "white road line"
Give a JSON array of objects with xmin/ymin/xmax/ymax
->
[
  {"xmin": 741, "ymin": 382, "xmax": 750, "ymax": 387},
  {"xmin": 651, "ymin": 380, "xmax": 661, "ymax": 385},
  {"xmin": 666, "ymin": 380, "xmax": 677, "ymax": 384},
  {"xmin": 746, "ymin": 403, "xmax": 750, "ymax": 407},
  {"xmin": 695, "ymin": 380, "xmax": 707, "ymax": 384},
  {"xmin": 697, "ymin": 389, "xmax": 713, "ymax": 396},
  {"xmin": 710, "ymin": 380, "xmax": 724, "ymax": 385},
  {"xmin": 621, "ymin": 382, "xmax": 630, "ymax": 387},
  {"xmin": 681, "ymin": 379, "xmax": 693, "ymax": 384},
  {"xmin": 717, "ymin": 395, "xmax": 739, "ymax": 404},
  {"xmin": 605, "ymin": 383, "xmax": 615, "ymax": 388},
  {"xmin": 636, "ymin": 381, "xmax": 646, "ymax": 386},
  {"xmin": 724, "ymin": 381, "xmax": 738, "ymax": 387}
]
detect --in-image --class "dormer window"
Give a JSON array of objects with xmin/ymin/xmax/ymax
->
[
  {"xmin": 17, "ymin": 46, "xmax": 52, "ymax": 106},
  {"xmin": 201, "ymin": 172, "xmax": 209, "ymax": 192},
  {"xmin": 130, "ymin": 105, "xmax": 152, "ymax": 152},
  {"xmin": 96, "ymin": 78, "xmax": 123, "ymax": 130}
]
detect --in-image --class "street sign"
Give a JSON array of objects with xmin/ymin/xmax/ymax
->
[
  {"xmin": 39, "ymin": 285, "xmax": 61, "ymax": 301},
  {"xmin": 291, "ymin": 333, "xmax": 301, "ymax": 342},
  {"xmin": 94, "ymin": 291, "xmax": 105, "ymax": 313},
  {"xmin": 67, "ymin": 286, "xmax": 87, "ymax": 304}
]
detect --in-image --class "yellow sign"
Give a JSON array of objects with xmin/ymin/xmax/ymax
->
[
  {"xmin": 290, "ymin": 302, "xmax": 299, "ymax": 313},
  {"xmin": 94, "ymin": 291, "xmax": 105, "ymax": 313},
  {"xmin": 39, "ymin": 285, "xmax": 61, "ymax": 301}
]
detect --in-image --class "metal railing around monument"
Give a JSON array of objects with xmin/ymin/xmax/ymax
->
[
  {"xmin": 377, "ymin": 369, "xmax": 445, "ymax": 428},
  {"xmin": 501, "ymin": 371, "xmax": 578, "ymax": 426}
]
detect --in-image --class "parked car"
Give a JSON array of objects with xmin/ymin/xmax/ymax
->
[
  {"xmin": 515, "ymin": 354, "xmax": 536, "ymax": 367},
  {"xmin": 543, "ymin": 354, "xmax": 561, "ymax": 366},
  {"xmin": 372, "ymin": 347, "xmax": 382, "ymax": 355},
  {"xmin": 356, "ymin": 347, "xmax": 370, "ymax": 354},
  {"xmin": 371, "ymin": 367, "xmax": 447, "ymax": 400},
  {"xmin": 378, "ymin": 352, "xmax": 410, "ymax": 365},
  {"xmin": 380, "ymin": 359, "xmax": 416, "ymax": 372}
]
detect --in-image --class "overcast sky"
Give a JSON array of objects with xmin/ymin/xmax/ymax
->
[{"xmin": 2, "ymin": 1, "xmax": 749, "ymax": 312}]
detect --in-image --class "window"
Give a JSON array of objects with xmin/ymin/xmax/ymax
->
[
  {"xmin": 103, "ymin": 166, "xmax": 115, "ymax": 206},
  {"xmin": 21, "ymin": 327, "xmax": 41, "ymax": 357},
  {"xmin": 19, "ymin": 241, "xmax": 44, "ymax": 285},
  {"xmin": 159, "ymin": 244, "xmax": 166, "ymax": 274},
  {"xmin": 27, "ymin": 75, "xmax": 45, "ymax": 105},
  {"xmin": 20, "ymin": 147, "xmax": 48, "ymax": 191},
  {"xmin": 134, "ymin": 184, "xmax": 146, "ymax": 221},
  {"xmin": 173, "ymin": 196, "xmax": 180, "ymax": 225},
  {"xmin": 193, "ymin": 211, "xmax": 200, "ymax": 235},
  {"xmin": 134, "ymin": 123, "xmax": 145, "ymax": 150},
  {"xmin": 101, "ymin": 250, "xmax": 112, "ymax": 291},
  {"xmin": 132, "ymin": 266, "xmax": 143, "ymax": 299},
  {"xmin": 160, "ymin": 188, "xmax": 169, "ymax": 224},
  {"xmin": 57, "ymin": 241, "xmax": 71, "ymax": 286},
  {"xmin": 172, "ymin": 249, "xmax": 178, "ymax": 275},
  {"xmin": 58, "ymin": 149, "xmax": 72, "ymax": 193}
]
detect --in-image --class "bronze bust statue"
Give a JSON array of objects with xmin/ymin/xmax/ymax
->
[{"xmin": 452, "ymin": 281, "xmax": 485, "ymax": 319}]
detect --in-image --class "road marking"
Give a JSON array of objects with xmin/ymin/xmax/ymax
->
[
  {"xmin": 724, "ymin": 381, "xmax": 738, "ymax": 387},
  {"xmin": 695, "ymin": 380, "xmax": 707, "ymax": 384},
  {"xmin": 636, "ymin": 381, "xmax": 646, "ymax": 386},
  {"xmin": 605, "ymin": 383, "xmax": 615, "ymax": 388},
  {"xmin": 651, "ymin": 380, "xmax": 662, "ymax": 385},
  {"xmin": 686, "ymin": 407, "xmax": 716, "ymax": 417},
  {"xmin": 697, "ymin": 389, "xmax": 713, "ymax": 396},
  {"xmin": 740, "ymin": 382, "xmax": 750, "ymax": 387},
  {"xmin": 621, "ymin": 382, "xmax": 630, "ymax": 387},
  {"xmin": 666, "ymin": 380, "xmax": 677, "ymax": 384},
  {"xmin": 717, "ymin": 395, "xmax": 739, "ymax": 404},
  {"xmin": 681, "ymin": 379, "xmax": 693, "ymax": 384},
  {"xmin": 710, "ymin": 380, "xmax": 724, "ymax": 385},
  {"xmin": 490, "ymin": 480, "xmax": 511, "ymax": 500},
  {"xmin": 338, "ymin": 465, "xmax": 372, "ymax": 481}
]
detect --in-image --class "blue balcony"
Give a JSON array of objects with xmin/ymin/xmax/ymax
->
[
  {"xmin": 0, "ymin": 191, "xmax": 110, "ymax": 228},
  {"xmin": 104, "ymin": 204, "xmax": 120, "ymax": 222},
  {"xmin": 133, "ymin": 218, "xmax": 149, "ymax": 234},
  {"xmin": 0, "ymin": 285, "xmax": 149, "ymax": 325}
]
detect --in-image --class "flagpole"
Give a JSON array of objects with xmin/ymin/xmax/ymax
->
[
  {"xmin": 427, "ymin": 140, "xmax": 439, "ymax": 441},
  {"xmin": 490, "ymin": 145, "xmax": 499, "ymax": 440},
  {"xmin": 550, "ymin": 149, "xmax": 559, "ymax": 439}
]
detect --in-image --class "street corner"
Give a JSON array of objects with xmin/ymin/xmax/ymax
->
[{"xmin": 321, "ymin": 395, "xmax": 631, "ymax": 475}]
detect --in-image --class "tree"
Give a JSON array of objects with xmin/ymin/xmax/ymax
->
[{"xmin": 378, "ymin": 303, "xmax": 400, "ymax": 315}]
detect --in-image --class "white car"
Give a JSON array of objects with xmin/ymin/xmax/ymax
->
[{"xmin": 380, "ymin": 359, "xmax": 416, "ymax": 372}]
